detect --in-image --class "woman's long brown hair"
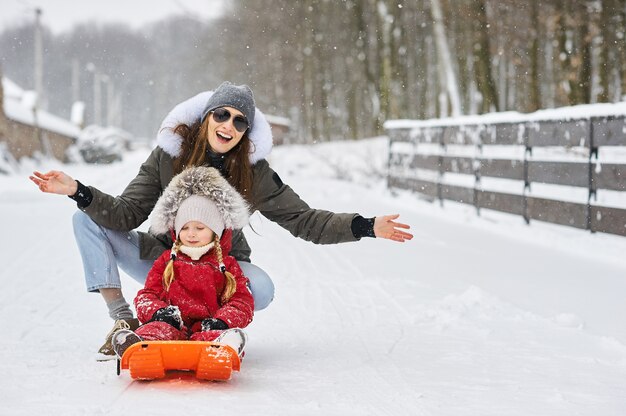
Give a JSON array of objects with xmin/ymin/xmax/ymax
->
[{"xmin": 170, "ymin": 119, "xmax": 255, "ymax": 204}]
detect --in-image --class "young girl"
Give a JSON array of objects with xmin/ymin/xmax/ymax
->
[{"xmin": 113, "ymin": 166, "xmax": 253, "ymax": 357}]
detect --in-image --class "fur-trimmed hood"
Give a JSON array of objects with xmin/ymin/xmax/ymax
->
[
  {"xmin": 150, "ymin": 166, "xmax": 250, "ymax": 237},
  {"xmin": 156, "ymin": 91, "xmax": 273, "ymax": 165}
]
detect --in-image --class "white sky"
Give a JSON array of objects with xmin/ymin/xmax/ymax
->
[{"xmin": 0, "ymin": 0, "xmax": 224, "ymax": 34}]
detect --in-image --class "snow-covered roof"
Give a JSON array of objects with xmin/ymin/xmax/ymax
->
[
  {"xmin": 265, "ymin": 114, "xmax": 291, "ymax": 127},
  {"xmin": 384, "ymin": 101, "xmax": 626, "ymax": 130},
  {"xmin": 1, "ymin": 77, "xmax": 24, "ymax": 100},
  {"xmin": 2, "ymin": 77, "xmax": 81, "ymax": 138}
]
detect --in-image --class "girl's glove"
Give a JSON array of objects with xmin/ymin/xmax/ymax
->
[
  {"xmin": 150, "ymin": 305, "xmax": 183, "ymax": 330},
  {"xmin": 201, "ymin": 317, "xmax": 228, "ymax": 331}
]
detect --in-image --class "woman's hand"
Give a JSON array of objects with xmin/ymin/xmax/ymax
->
[
  {"xmin": 29, "ymin": 170, "xmax": 78, "ymax": 195},
  {"xmin": 374, "ymin": 214, "xmax": 413, "ymax": 242}
]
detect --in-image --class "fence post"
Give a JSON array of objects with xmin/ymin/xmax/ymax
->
[
  {"xmin": 587, "ymin": 119, "xmax": 597, "ymax": 233},
  {"xmin": 474, "ymin": 125, "xmax": 482, "ymax": 216},
  {"xmin": 437, "ymin": 128, "xmax": 444, "ymax": 207},
  {"xmin": 386, "ymin": 131, "xmax": 394, "ymax": 191},
  {"xmin": 522, "ymin": 122, "xmax": 531, "ymax": 224}
]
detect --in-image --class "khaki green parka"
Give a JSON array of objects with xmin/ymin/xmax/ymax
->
[{"xmin": 81, "ymin": 146, "xmax": 359, "ymax": 262}]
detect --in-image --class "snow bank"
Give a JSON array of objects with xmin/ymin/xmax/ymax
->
[{"xmin": 1, "ymin": 136, "xmax": 625, "ymax": 415}]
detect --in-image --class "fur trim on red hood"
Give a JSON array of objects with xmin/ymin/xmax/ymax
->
[{"xmin": 150, "ymin": 166, "xmax": 249, "ymax": 237}]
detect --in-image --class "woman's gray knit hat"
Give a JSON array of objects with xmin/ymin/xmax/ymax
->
[
  {"xmin": 150, "ymin": 166, "xmax": 249, "ymax": 238},
  {"xmin": 200, "ymin": 81, "xmax": 256, "ymax": 129}
]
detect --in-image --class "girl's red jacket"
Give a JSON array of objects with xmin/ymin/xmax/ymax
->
[{"xmin": 134, "ymin": 229, "xmax": 254, "ymax": 332}]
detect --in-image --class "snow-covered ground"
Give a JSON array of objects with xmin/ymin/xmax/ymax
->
[{"xmin": 1, "ymin": 137, "xmax": 626, "ymax": 415}]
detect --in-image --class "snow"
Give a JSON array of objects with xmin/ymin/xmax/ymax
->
[
  {"xmin": 1, "ymin": 137, "xmax": 626, "ymax": 415},
  {"xmin": 384, "ymin": 101, "xmax": 626, "ymax": 129}
]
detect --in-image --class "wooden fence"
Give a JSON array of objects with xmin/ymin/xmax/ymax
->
[{"xmin": 385, "ymin": 113, "xmax": 626, "ymax": 237}]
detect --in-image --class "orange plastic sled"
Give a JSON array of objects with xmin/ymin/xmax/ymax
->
[{"xmin": 117, "ymin": 341, "xmax": 241, "ymax": 381}]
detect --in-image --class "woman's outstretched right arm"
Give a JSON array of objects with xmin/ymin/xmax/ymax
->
[{"xmin": 29, "ymin": 147, "xmax": 169, "ymax": 231}]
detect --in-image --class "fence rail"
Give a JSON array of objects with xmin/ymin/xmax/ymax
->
[{"xmin": 386, "ymin": 111, "xmax": 626, "ymax": 237}]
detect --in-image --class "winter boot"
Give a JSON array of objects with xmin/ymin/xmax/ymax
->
[
  {"xmin": 215, "ymin": 328, "xmax": 248, "ymax": 357},
  {"xmin": 112, "ymin": 329, "xmax": 143, "ymax": 358},
  {"xmin": 96, "ymin": 318, "xmax": 140, "ymax": 361}
]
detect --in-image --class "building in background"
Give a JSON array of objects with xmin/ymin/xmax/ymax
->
[
  {"xmin": 265, "ymin": 114, "xmax": 291, "ymax": 146},
  {"xmin": 0, "ymin": 75, "xmax": 80, "ymax": 162},
  {"xmin": 1, "ymin": 73, "xmax": 292, "ymax": 167}
]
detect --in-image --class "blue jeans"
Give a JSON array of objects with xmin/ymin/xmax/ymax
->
[{"xmin": 72, "ymin": 211, "xmax": 274, "ymax": 311}]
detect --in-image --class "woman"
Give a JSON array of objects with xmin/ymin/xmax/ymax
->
[{"xmin": 29, "ymin": 81, "xmax": 413, "ymax": 360}]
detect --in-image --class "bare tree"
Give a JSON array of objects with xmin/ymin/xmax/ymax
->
[
  {"xmin": 1, "ymin": 0, "xmax": 622, "ymax": 143},
  {"xmin": 430, "ymin": 0, "xmax": 462, "ymax": 116},
  {"xmin": 470, "ymin": 0, "xmax": 499, "ymax": 112}
]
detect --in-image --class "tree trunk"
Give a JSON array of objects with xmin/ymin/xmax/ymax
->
[
  {"xmin": 599, "ymin": 0, "xmax": 624, "ymax": 102},
  {"xmin": 377, "ymin": 0, "xmax": 393, "ymax": 131},
  {"xmin": 354, "ymin": 0, "xmax": 380, "ymax": 133},
  {"xmin": 529, "ymin": 0, "xmax": 542, "ymax": 111},
  {"xmin": 471, "ymin": 0, "xmax": 499, "ymax": 112},
  {"xmin": 556, "ymin": 0, "xmax": 574, "ymax": 105},
  {"xmin": 430, "ymin": 0, "xmax": 462, "ymax": 116},
  {"xmin": 577, "ymin": 3, "xmax": 593, "ymax": 104},
  {"xmin": 621, "ymin": 0, "xmax": 626, "ymax": 99}
]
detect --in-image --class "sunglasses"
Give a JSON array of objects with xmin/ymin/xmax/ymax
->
[{"xmin": 211, "ymin": 107, "xmax": 249, "ymax": 133}]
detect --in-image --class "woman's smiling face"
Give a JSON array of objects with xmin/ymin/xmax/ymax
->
[{"xmin": 206, "ymin": 106, "xmax": 246, "ymax": 154}]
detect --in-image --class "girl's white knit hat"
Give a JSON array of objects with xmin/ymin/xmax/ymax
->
[
  {"xmin": 174, "ymin": 194, "xmax": 224, "ymax": 237},
  {"xmin": 150, "ymin": 166, "xmax": 249, "ymax": 238}
]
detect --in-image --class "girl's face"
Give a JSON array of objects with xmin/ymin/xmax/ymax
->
[
  {"xmin": 179, "ymin": 221, "xmax": 215, "ymax": 247},
  {"xmin": 206, "ymin": 106, "xmax": 247, "ymax": 154}
]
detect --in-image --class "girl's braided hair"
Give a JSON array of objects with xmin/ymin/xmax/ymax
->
[{"xmin": 162, "ymin": 235, "xmax": 236, "ymax": 304}]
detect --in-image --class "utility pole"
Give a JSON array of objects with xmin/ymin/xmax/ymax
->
[
  {"xmin": 71, "ymin": 58, "xmax": 80, "ymax": 104},
  {"xmin": 34, "ymin": 8, "xmax": 43, "ymax": 109},
  {"xmin": 33, "ymin": 8, "xmax": 52, "ymax": 157},
  {"xmin": 111, "ymin": 89, "xmax": 123, "ymax": 127},
  {"xmin": 101, "ymin": 74, "xmax": 115, "ymax": 126},
  {"xmin": 94, "ymin": 70, "xmax": 101, "ymax": 126},
  {"xmin": 86, "ymin": 62, "xmax": 102, "ymax": 126},
  {"xmin": 71, "ymin": 59, "xmax": 85, "ymax": 128}
]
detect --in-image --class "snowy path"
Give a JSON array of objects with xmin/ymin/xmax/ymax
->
[{"xmin": 1, "ymin": 140, "xmax": 625, "ymax": 415}]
